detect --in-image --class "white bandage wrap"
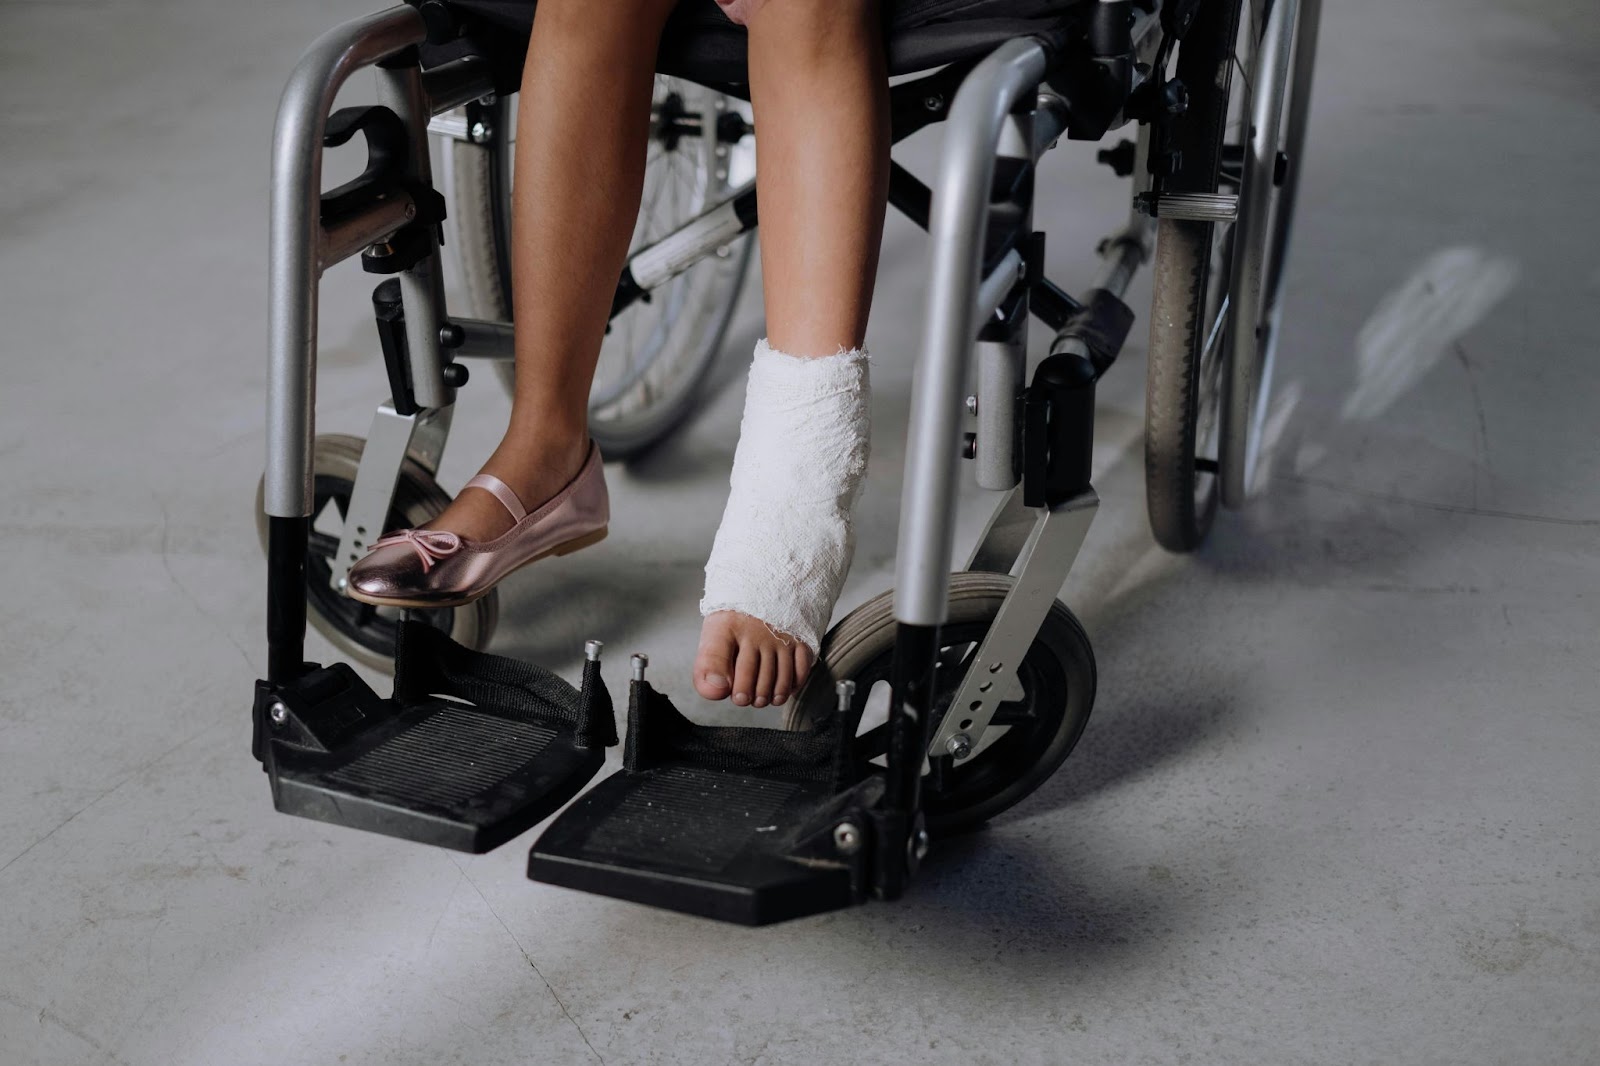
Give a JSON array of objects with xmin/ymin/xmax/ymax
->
[{"xmin": 700, "ymin": 338, "xmax": 871, "ymax": 653}]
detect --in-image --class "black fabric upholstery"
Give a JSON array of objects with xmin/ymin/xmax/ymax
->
[{"xmin": 428, "ymin": 0, "xmax": 1087, "ymax": 87}]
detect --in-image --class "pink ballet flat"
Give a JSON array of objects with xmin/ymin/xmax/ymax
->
[{"xmin": 346, "ymin": 442, "xmax": 609, "ymax": 609}]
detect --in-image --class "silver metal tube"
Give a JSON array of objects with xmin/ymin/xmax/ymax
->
[
  {"xmin": 448, "ymin": 317, "xmax": 516, "ymax": 361},
  {"xmin": 266, "ymin": 5, "xmax": 426, "ymax": 518},
  {"xmin": 973, "ymin": 248, "xmax": 1024, "ymax": 325},
  {"xmin": 319, "ymin": 193, "xmax": 415, "ymax": 269},
  {"xmin": 894, "ymin": 38, "xmax": 1049, "ymax": 627},
  {"xmin": 974, "ymin": 339, "xmax": 1020, "ymax": 490},
  {"xmin": 628, "ymin": 181, "xmax": 753, "ymax": 289},
  {"xmin": 378, "ymin": 62, "xmax": 451, "ymax": 410},
  {"xmin": 1091, "ymin": 227, "xmax": 1148, "ymax": 298},
  {"xmin": 422, "ymin": 56, "xmax": 495, "ymax": 115}
]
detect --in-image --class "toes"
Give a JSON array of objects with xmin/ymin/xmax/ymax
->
[
  {"xmin": 773, "ymin": 647, "xmax": 796, "ymax": 707},
  {"xmin": 694, "ymin": 633, "xmax": 735, "ymax": 701},
  {"xmin": 731, "ymin": 634, "xmax": 760, "ymax": 707},
  {"xmin": 753, "ymin": 646, "xmax": 777, "ymax": 708},
  {"xmin": 793, "ymin": 642, "xmax": 815, "ymax": 692}
]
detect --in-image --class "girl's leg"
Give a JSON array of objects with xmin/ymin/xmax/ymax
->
[
  {"xmin": 427, "ymin": 0, "xmax": 680, "ymax": 542},
  {"xmin": 694, "ymin": 0, "xmax": 890, "ymax": 707}
]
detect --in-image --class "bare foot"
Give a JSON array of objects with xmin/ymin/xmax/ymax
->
[
  {"xmin": 694, "ymin": 610, "xmax": 815, "ymax": 708},
  {"xmin": 424, "ymin": 433, "xmax": 591, "ymax": 541}
]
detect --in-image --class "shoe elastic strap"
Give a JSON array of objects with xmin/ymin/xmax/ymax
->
[{"xmin": 462, "ymin": 473, "xmax": 528, "ymax": 523}]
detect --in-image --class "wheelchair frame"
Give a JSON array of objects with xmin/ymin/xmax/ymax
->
[{"xmin": 259, "ymin": 0, "xmax": 1244, "ymax": 906}]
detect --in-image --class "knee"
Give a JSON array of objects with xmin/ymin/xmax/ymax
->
[
  {"xmin": 740, "ymin": 0, "xmax": 881, "ymax": 38},
  {"xmin": 534, "ymin": 0, "xmax": 679, "ymax": 38}
]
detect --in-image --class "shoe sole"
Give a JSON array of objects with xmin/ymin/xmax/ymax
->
[{"xmin": 344, "ymin": 526, "xmax": 609, "ymax": 611}]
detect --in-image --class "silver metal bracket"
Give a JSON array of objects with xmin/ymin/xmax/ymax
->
[
  {"xmin": 329, "ymin": 401, "xmax": 451, "ymax": 593},
  {"xmin": 1142, "ymin": 191, "xmax": 1240, "ymax": 223},
  {"xmin": 930, "ymin": 488, "xmax": 1099, "ymax": 761}
]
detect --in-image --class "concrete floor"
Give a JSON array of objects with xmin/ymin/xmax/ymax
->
[{"xmin": 3, "ymin": 0, "xmax": 1597, "ymax": 1063}]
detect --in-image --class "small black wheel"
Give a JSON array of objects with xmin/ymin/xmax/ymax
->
[
  {"xmin": 255, "ymin": 434, "xmax": 497, "ymax": 672},
  {"xmin": 786, "ymin": 573, "xmax": 1096, "ymax": 835}
]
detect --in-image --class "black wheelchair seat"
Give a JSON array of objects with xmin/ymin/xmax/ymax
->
[{"xmin": 431, "ymin": 0, "xmax": 1089, "ymax": 89}]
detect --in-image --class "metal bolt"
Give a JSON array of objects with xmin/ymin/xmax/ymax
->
[
  {"xmin": 961, "ymin": 433, "xmax": 978, "ymax": 460},
  {"xmin": 584, "ymin": 640, "xmax": 604, "ymax": 662},
  {"xmin": 715, "ymin": 167, "xmax": 727, "ymax": 181},
  {"xmin": 924, "ymin": 94, "xmax": 943, "ymax": 112},
  {"xmin": 469, "ymin": 120, "xmax": 491, "ymax": 143},
  {"xmin": 715, "ymin": 244, "xmax": 731, "ymax": 259},
  {"xmin": 946, "ymin": 732, "xmax": 972, "ymax": 759},
  {"xmin": 336, "ymin": 576, "xmax": 349, "ymax": 592},
  {"xmin": 835, "ymin": 679, "xmax": 856, "ymax": 714},
  {"xmin": 268, "ymin": 701, "xmax": 289, "ymax": 726},
  {"xmin": 630, "ymin": 653, "xmax": 649, "ymax": 682},
  {"xmin": 403, "ymin": 202, "xmax": 416, "ymax": 220},
  {"xmin": 833, "ymin": 823, "xmax": 862, "ymax": 855},
  {"xmin": 965, "ymin": 394, "xmax": 979, "ymax": 415}
]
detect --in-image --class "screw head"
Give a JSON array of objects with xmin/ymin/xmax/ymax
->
[
  {"xmin": 584, "ymin": 640, "xmax": 604, "ymax": 662},
  {"xmin": 946, "ymin": 732, "xmax": 972, "ymax": 759},
  {"xmin": 924, "ymin": 94, "xmax": 942, "ymax": 112},
  {"xmin": 965, "ymin": 394, "xmax": 979, "ymax": 416},
  {"xmin": 268, "ymin": 701, "xmax": 289, "ymax": 726},
  {"xmin": 833, "ymin": 823, "xmax": 862, "ymax": 855},
  {"xmin": 403, "ymin": 202, "xmax": 416, "ymax": 220},
  {"xmin": 336, "ymin": 577, "xmax": 349, "ymax": 592},
  {"xmin": 630, "ymin": 653, "xmax": 649, "ymax": 681}
]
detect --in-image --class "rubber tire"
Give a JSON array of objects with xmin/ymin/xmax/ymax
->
[
  {"xmin": 1143, "ymin": 0, "xmax": 1245, "ymax": 553},
  {"xmin": 786, "ymin": 573, "xmax": 1097, "ymax": 835},
  {"xmin": 254, "ymin": 434, "xmax": 497, "ymax": 672}
]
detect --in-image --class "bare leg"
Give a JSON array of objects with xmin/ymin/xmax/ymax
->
[
  {"xmin": 694, "ymin": 0, "xmax": 890, "ymax": 707},
  {"xmin": 427, "ymin": 0, "xmax": 679, "ymax": 542}
]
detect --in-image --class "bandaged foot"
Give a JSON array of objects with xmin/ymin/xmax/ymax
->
[{"xmin": 695, "ymin": 339, "xmax": 871, "ymax": 706}]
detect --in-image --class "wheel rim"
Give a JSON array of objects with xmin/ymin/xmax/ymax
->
[
  {"xmin": 789, "ymin": 575, "xmax": 1094, "ymax": 832},
  {"xmin": 255, "ymin": 437, "xmax": 495, "ymax": 672},
  {"xmin": 304, "ymin": 472, "xmax": 457, "ymax": 663},
  {"xmin": 1219, "ymin": 0, "xmax": 1311, "ymax": 505},
  {"xmin": 842, "ymin": 618, "xmax": 1071, "ymax": 822},
  {"xmin": 489, "ymin": 78, "xmax": 752, "ymax": 450}
]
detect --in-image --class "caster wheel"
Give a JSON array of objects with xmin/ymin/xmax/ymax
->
[
  {"xmin": 255, "ymin": 434, "xmax": 497, "ymax": 672},
  {"xmin": 786, "ymin": 572, "xmax": 1095, "ymax": 835}
]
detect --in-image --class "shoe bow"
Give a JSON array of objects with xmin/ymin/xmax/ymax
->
[{"xmin": 371, "ymin": 528, "xmax": 462, "ymax": 573}]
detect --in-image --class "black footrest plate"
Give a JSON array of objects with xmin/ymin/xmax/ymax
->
[
  {"xmin": 258, "ymin": 621, "xmax": 617, "ymax": 854},
  {"xmin": 529, "ymin": 765, "xmax": 855, "ymax": 926},
  {"xmin": 271, "ymin": 698, "xmax": 603, "ymax": 853}
]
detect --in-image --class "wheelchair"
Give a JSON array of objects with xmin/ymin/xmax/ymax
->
[{"xmin": 254, "ymin": 0, "xmax": 1320, "ymax": 924}]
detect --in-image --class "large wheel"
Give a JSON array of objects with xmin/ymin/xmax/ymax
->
[
  {"xmin": 450, "ymin": 78, "xmax": 754, "ymax": 461},
  {"xmin": 1220, "ymin": 0, "xmax": 1321, "ymax": 506},
  {"xmin": 1144, "ymin": 0, "xmax": 1320, "ymax": 548},
  {"xmin": 786, "ymin": 573, "xmax": 1096, "ymax": 835},
  {"xmin": 255, "ymin": 435, "xmax": 497, "ymax": 672}
]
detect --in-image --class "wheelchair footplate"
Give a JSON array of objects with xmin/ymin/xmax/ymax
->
[
  {"xmin": 529, "ymin": 664, "xmax": 883, "ymax": 926},
  {"xmin": 252, "ymin": 621, "xmax": 615, "ymax": 854}
]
